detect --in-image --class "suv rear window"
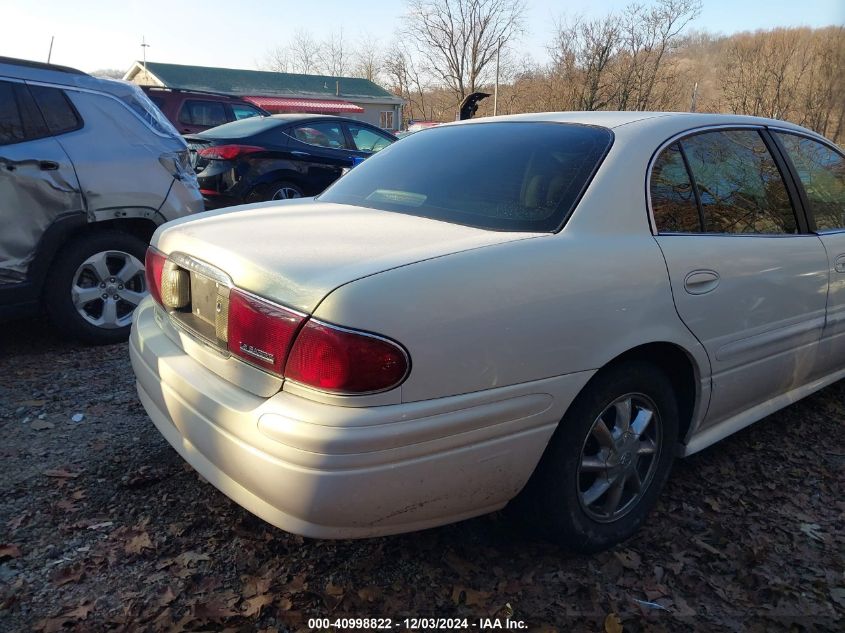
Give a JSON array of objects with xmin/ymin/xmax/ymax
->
[
  {"xmin": 319, "ymin": 122, "xmax": 613, "ymax": 232},
  {"xmin": 179, "ymin": 100, "xmax": 227, "ymax": 127}
]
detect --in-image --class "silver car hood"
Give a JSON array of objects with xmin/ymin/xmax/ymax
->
[{"xmin": 153, "ymin": 199, "xmax": 542, "ymax": 313}]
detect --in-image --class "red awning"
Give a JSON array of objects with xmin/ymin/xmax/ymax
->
[{"xmin": 244, "ymin": 96, "xmax": 364, "ymax": 114}]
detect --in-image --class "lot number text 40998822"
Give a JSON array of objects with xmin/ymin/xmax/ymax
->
[{"xmin": 306, "ymin": 617, "xmax": 528, "ymax": 630}]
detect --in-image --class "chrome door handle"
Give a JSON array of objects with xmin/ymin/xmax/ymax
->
[
  {"xmin": 835, "ymin": 255, "xmax": 845, "ymax": 273},
  {"xmin": 684, "ymin": 269, "xmax": 720, "ymax": 295},
  {"xmin": 290, "ymin": 150, "xmax": 310, "ymax": 157}
]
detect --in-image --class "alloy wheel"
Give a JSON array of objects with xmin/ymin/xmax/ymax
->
[
  {"xmin": 577, "ymin": 393, "xmax": 662, "ymax": 523},
  {"xmin": 271, "ymin": 186, "xmax": 302, "ymax": 200},
  {"xmin": 71, "ymin": 250, "xmax": 147, "ymax": 329}
]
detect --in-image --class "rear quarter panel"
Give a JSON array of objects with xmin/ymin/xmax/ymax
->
[{"xmin": 60, "ymin": 90, "xmax": 179, "ymax": 219}]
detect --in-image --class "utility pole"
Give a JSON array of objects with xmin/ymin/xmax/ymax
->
[
  {"xmin": 141, "ymin": 36, "xmax": 150, "ymax": 73},
  {"xmin": 493, "ymin": 36, "xmax": 502, "ymax": 116},
  {"xmin": 47, "ymin": 36, "xmax": 54, "ymax": 63}
]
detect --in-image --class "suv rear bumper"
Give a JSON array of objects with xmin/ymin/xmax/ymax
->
[{"xmin": 129, "ymin": 298, "xmax": 592, "ymax": 538}]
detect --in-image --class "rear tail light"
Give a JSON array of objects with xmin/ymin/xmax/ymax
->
[
  {"xmin": 227, "ymin": 289, "xmax": 305, "ymax": 376},
  {"xmin": 197, "ymin": 144, "xmax": 264, "ymax": 161},
  {"xmin": 285, "ymin": 321, "xmax": 409, "ymax": 394},
  {"xmin": 147, "ymin": 254, "xmax": 410, "ymax": 394},
  {"xmin": 144, "ymin": 247, "xmax": 166, "ymax": 306},
  {"xmin": 144, "ymin": 247, "xmax": 189, "ymax": 309}
]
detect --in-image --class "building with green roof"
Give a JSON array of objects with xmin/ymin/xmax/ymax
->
[{"xmin": 124, "ymin": 61, "xmax": 403, "ymax": 130}]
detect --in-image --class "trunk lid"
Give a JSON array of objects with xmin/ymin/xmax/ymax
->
[{"xmin": 154, "ymin": 199, "xmax": 541, "ymax": 315}]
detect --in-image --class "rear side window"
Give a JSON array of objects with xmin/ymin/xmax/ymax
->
[
  {"xmin": 651, "ymin": 143, "xmax": 701, "ymax": 232},
  {"xmin": 320, "ymin": 122, "xmax": 613, "ymax": 232},
  {"xmin": 775, "ymin": 133, "xmax": 845, "ymax": 231},
  {"xmin": 347, "ymin": 123, "xmax": 393, "ymax": 153},
  {"xmin": 0, "ymin": 81, "xmax": 50, "ymax": 144},
  {"xmin": 290, "ymin": 122, "xmax": 347, "ymax": 149},
  {"xmin": 28, "ymin": 85, "xmax": 82, "ymax": 135},
  {"xmin": 179, "ymin": 100, "xmax": 227, "ymax": 127},
  {"xmin": 0, "ymin": 81, "xmax": 25, "ymax": 144},
  {"xmin": 651, "ymin": 129, "xmax": 797, "ymax": 235},
  {"xmin": 231, "ymin": 103, "xmax": 263, "ymax": 121}
]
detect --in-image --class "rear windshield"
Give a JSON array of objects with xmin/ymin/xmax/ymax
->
[
  {"xmin": 319, "ymin": 121, "xmax": 613, "ymax": 232},
  {"xmin": 199, "ymin": 115, "xmax": 276, "ymax": 139}
]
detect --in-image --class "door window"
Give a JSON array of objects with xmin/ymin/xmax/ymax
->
[
  {"xmin": 178, "ymin": 100, "xmax": 227, "ymax": 127},
  {"xmin": 231, "ymin": 103, "xmax": 263, "ymax": 121},
  {"xmin": 651, "ymin": 142, "xmax": 702, "ymax": 232},
  {"xmin": 0, "ymin": 81, "xmax": 25, "ymax": 144},
  {"xmin": 290, "ymin": 122, "xmax": 347, "ymax": 149},
  {"xmin": 681, "ymin": 130, "xmax": 797, "ymax": 234},
  {"xmin": 347, "ymin": 123, "xmax": 393, "ymax": 153},
  {"xmin": 775, "ymin": 133, "xmax": 845, "ymax": 231},
  {"xmin": 28, "ymin": 85, "xmax": 82, "ymax": 135},
  {"xmin": 0, "ymin": 81, "xmax": 52, "ymax": 145}
]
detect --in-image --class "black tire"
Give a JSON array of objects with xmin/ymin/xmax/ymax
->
[
  {"xmin": 510, "ymin": 361, "xmax": 678, "ymax": 553},
  {"xmin": 249, "ymin": 180, "xmax": 305, "ymax": 202},
  {"xmin": 44, "ymin": 230, "xmax": 148, "ymax": 345}
]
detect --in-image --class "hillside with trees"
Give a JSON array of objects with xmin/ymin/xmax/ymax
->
[{"xmin": 261, "ymin": 1, "xmax": 844, "ymax": 142}]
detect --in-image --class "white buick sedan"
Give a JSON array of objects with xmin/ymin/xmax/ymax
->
[{"xmin": 130, "ymin": 112, "xmax": 845, "ymax": 552}]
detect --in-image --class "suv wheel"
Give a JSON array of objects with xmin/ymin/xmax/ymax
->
[
  {"xmin": 511, "ymin": 361, "xmax": 678, "ymax": 552},
  {"xmin": 45, "ymin": 231, "xmax": 148, "ymax": 345}
]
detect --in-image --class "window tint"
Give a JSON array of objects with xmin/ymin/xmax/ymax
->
[
  {"xmin": 231, "ymin": 103, "xmax": 263, "ymax": 121},
  {"xmin": 0, "ymin": 82, "xmax": 52, "ymax": 144},
  {"xmin": 681, "ymin": 130, "xmax": 796, "ymax": 234},
  {"xmin": 290, "ymin": 121, "xmax": 347, "ymax": 149},
  {"xmin": 0, "ymin": 81, "xmax": 25, "ymax": 144},
  {"xmin": 28, "ymin": 85, "xmax": 81, "ymax": 135},
  {"xmin": 320, "ymin": 122, "xmax": 613, "ymax": 232},
  {"xmin": 347, "ymin": 123, "xmax": 393, "ymax": 153},
  {"xmin": 776, "ymin": 133, "xmax": 845, "ymax": 231},
  {"xmin": 651, "ymin": 143, "xmax": 702, "ymax": 232},
  {"xmin": 179, "ymin": 100, "xmax": 227, "ymax": 127}
]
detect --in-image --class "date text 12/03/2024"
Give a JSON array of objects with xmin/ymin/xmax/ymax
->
[{"xmin": 306, "ymin": 618, "xmax": 529, "ymax": 630}]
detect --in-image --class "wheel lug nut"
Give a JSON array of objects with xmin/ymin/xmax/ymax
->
[
  {"xmin": 101, "ymin": 293, "xmax": 108, "ymax": 300},
  {"xmin": 109, "ymin": 277, "xmax": 115, "ymax": 283},
  {"xmin": 100, "ymin": 282, "xmax": 106, "ymax": 288},
  {"xmin": 112, "ymin": 294, "xmax": 119, "ymax": 300},
  {"xmin": 118, "ymin": 285, "xmax": 124, "ymax": 290}
]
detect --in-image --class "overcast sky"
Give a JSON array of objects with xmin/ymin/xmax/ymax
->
[{"xmin": 2, "ymin": 0, "xmax": 843, "ymax": 74}]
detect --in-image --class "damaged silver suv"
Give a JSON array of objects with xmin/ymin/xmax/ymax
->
[{"xmin": 0, "ymin": 57, "xmax": 203, "ymax": 344}]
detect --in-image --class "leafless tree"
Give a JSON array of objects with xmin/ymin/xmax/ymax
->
[
  {"xmin": 289, "ymin": 29, "xmax": 324, "ymax": 75},
  {"xmin": 262, "ymin": 46, "xmax": 292, "ymax": 73},
  {"xmin": 403, "ymin": 0, "xmax": 526, "ymax": 101},
  {"xmin": 322, "ymin": 29, "xmax": 348, "ymax": 77},
  {"xmin": 352, "ymin": 33, "xmax": 382, "ymax": 82}
]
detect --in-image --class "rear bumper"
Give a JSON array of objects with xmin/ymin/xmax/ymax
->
[{"xmin": 129, "ymin": 298, "xmax": 592, "ymax": 538}]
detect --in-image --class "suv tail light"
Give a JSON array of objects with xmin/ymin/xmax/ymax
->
[
  {"xmin": 197, "ymin": 144, "xmax": 264, "ymax": 161},
  {"xmin": 227, "ymin": 289, "xmax": 305, "ymax": 376},
  {"xmin": 285, "ymin": 321, "xmax": 409, "ymax": 394}
]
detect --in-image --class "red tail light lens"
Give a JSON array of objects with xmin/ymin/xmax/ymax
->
[
  {"xmin": 227, "ymin": 289, "xmax": 305, "ymax": 375},
  {"xmin": 285, "ymin": 321, "xmax": 409, "ymax": 394},
  {"xmin": 197, "ymin": 144, "xmax": 264, "ymax": 161},
  {"xmin": 144, "ymin": 247, "xmax": 166, "ymax": 306}
]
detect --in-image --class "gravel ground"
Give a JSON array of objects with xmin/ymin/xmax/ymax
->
[{"xmin": 1, "ymin": 316, "xmax": 843, "ymax": 632}]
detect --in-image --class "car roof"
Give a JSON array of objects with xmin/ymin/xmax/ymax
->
[
  {"xmin": 0, "ymin": 56, "xmax": 146, "ymax": 101},
  {"xmin": 449, "ymin": 111, "xmax": 814, "ymax": 135}
]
